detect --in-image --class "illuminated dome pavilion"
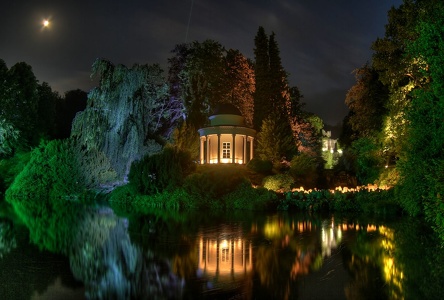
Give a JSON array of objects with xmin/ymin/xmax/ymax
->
[{"xmin": 198, "ymin": 104, "xmax": 256, "ymax": 164}]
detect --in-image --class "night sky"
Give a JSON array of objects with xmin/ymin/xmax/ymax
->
[{"xmin": 1, "ymin": 0, "xmax": 402, "ymax": 126}]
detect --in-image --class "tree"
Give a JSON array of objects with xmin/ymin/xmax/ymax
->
[
  {"xmin": 256, "ymin": 112, "xmax": 296, "ymax": 164},
  {"xmin": 396, "ymin": 0, "xmax": 444, "ymax": 241},
  {"xmin": 0, "ymin": 119, "xmax": 21, "ymax": 158},
  {"xmin": 342, "ymin": 64, "xmax": 389, "ymax": 178},
  {"xmin": 1, "ymin": 62, "xmax": 39, "ymax": 149},
  {"xmin": 269, "ymin": 32, "xmax": 290, "ymax": 115},
  {"xmin": 350, "ymin": 137, "xmax": 384, "ymax": 184},
  {"xmin": 286, "ymin": 87, "xmax": 320, "ymax": 156},
  {"xmin": 71, "ymin": 59, "xmax": 174, "ymax": 179},
  {"xmin": 170, "ymin": 121, "xmax": 200, "ymax": 161},
  {"xmin": 36, "ymin": 82, "xmax": 58, "ymax": 139},
  {"xmin": 253, "ymin": 26, "xmax": 271, "ymax": 130},
  {"xmin": 225, "ymin": 49, "xmax": 255, "ymax": 127},
  {"xmin": 345, "ymin": 64, "xmax": 388, "ymax": 140},
  {"xmin": 371, "ymin": 0, "xmax": 421, "ymax": 160},
  {"xmin": 169, "ymin": 40, "xmax": 229, "ymax": 129},
  {"xmin": 168, "ymin": 41, "xmax": 256, "ymax": 129}
]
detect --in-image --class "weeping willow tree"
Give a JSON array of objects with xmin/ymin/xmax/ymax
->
[{"xmin": 71, "ymin": 59, "xmax": 184, "ymax": 180}]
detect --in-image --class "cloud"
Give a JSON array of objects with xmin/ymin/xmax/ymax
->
[
  {"xmin": 304, "ymin": 88, "xmax": 349, "ymax": 126},
  {"xmin": 0, "ymin": 0, "xmax": 402, "ymax": 125}
]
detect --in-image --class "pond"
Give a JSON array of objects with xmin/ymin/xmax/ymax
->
[{"xmin": 1, "ymin": 202, "xmax": 443, "ymax": 299}]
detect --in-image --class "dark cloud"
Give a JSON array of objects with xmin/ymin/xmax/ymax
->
[
  {"xmin": 304, "ymin": 88, "xmax": 350, "ymax": 127},
  {"xmin": 0, "ymin": 0, "xmax": 402, "ymax": 125}
]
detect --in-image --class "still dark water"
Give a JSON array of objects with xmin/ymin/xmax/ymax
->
[{"xmin": 1, "ymin": 202, "xmax": 444, "ymax": 299}]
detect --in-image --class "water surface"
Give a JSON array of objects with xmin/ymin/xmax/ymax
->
[{"xmin": 1, "ymin": 205, "xmax": 443, "ymax": 299}]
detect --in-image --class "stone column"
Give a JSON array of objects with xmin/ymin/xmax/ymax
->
[
  {"xmin": 206, "ymin": 135, "xmax": 210, "ymax": 164},
  {"xmin": 200, "ymin": 136, "xmax": 205, "ymax": 164},
  {"xmin": 232, "ymin": 134, "xmax": 236, "ymax": 164},
  {"xmin": 217, "ymin": 134, "xmax": 221, "ymax": 164},
  {"xmin": 243, "ymin": 136, "xmax": 247, "ymax": 164},
  {"xmin": 249, "ymin": 137, "xmax": 254, "ymax": 161}
]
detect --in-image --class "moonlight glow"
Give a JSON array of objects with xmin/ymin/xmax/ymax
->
[{"xmin": 42, "ymin": 19, "xmax": 50, "ymax": 30}]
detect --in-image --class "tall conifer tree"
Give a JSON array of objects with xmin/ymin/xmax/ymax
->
[
  {"xmin": 254, "ymin": 27, "xmax": 297, "ymax": 160},
  {"xmin": 253, "ymin": 26, "xmax": 271, "ymax": 130},
  {"xmin": 269, "ymin": 32, "xmax": 290, "ymax": 115}
]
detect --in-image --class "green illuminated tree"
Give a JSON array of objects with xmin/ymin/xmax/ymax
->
[
  {"xmin": 371, "ymin": 0, "xmax": 421, "ymax": 160},
  {"xmin": 397, "ymin": 0, "xmax": 444, "ymax": 241}
]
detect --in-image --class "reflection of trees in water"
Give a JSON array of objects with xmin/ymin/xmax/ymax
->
[
  {"xmin": 0, "ymin": 220, "xmax": 16, "ymax": 258},
  {"xmin": 393, "ymin": 218, "xmax": 444, "ymax": 300},
  {"xmin": 68, "ymin": 206, "xmax": 183, "ymax": 299},
  {"xmin": 0, "ymin": 220, "xmax": 82, "ymax": 300},
  {"xmin": 253, "ymin": 214, "xmax": 321, "ymax": 299},
  {"xmin": 6, "ymin": 197, "xmax": 184, "ymax": 299},
  {"xmin": 342, "ymin": 243, "xmax": 388, "ymax": 300}
]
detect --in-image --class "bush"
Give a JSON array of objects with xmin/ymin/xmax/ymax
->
[
  {"xmin": 289, "ymin": 153, "xmax": 319, "ymax": 188},
  {"xmin": 6, "ymin": 140, "xmax": 87, "ymax": 201},
  {"xmin": 262, "ymin": 173, "xmax": 294, "ymax": 192},
  {"xmin": 223, "ymin": 181, "xmax": 276, "ymax": 210},
  {"xmin": 350, "ymin": 138, "xmax": 384, "ymax": 185},
  {"xmin": 246, "ymin": 158, "xmax": 273, "ymax": 174},
  {"xmin": 129, "ymin": 146, "xmax": 196, "ymax": 195},
  {"xmin": 4, "ymin": 140, "xmax": 92, "ymax": 252},
  {"xmin": 0, "ymin": 152, "xmax": 31, "ymax": 197},
  {"xmin": 277, "ymin": 188, "xmax": 399, "ymax": 215},
  {"xmin": 182, "ymin": 165, "xmax": 248, "ymax": 209},
  {"xmin": 355, "ymin": 188, "xmax": 400, "ymax": 216}
]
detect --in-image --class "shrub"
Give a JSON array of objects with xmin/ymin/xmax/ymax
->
[
  {"xmin": 246, "ymin": 158, "xmax": 273, "ymax": 174},
  {"xmin": 4, "ymin": 140, "xmax": 92, "ymax": 253},
  {"xmin": 289, "ymin": 153, "xmax": 319, "ymax": 188},
  {"xmin": 182, "ymin": 165, "xmax": 248, "ymax": 209},
  {"xmin": 262, "ymin": 173, "xmax": 294, "ymax": 192},
  {"xmin": 6, "ymin": 140, "xmax": 87, "ymax": 201},
  {"xmin": 129, "ymin": 146, "xmax": 196, "ymax": 195},
  {"xmin": 0, "ymin": 151, "xmax": 31, "ymax": 197},
  {"xmin": 350, "ymin": 137, "xmax": 384, "ymax": 185},
  {"xmin": 222, "ymin": 181, "xmax": 276, "ymax": 210}
]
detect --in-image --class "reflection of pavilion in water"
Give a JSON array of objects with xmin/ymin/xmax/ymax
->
[{"xmin": 198, "ymin": 226, "xmax": 252, "ymax": 281}]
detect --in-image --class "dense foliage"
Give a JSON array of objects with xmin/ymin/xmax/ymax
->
[
  {"xmin": 396, "ymin": 0, "xmax": 444, "ymax": 240},
  {"xmin": 339, "ymin": 0, "xmax": 444, "ymax": 242},
  {"xmin": 4, "ymin": 140, "xmax": 89, "ymax": 251},
  {"xmin": 71, "ymin": 59, "xmax": 175, "ymax": 179},
  {"xmin": 0, "ymin": 60, "xmax": 63, "ymax": 156},
  {"xmin": 129, "ymin": 146, "xmax": 195, "ymax": 195},
  {"xmin": 111, "ymin": 165, "xmax": 277, "ymax": 212},
  {"xmin": 168, "ymin": 40, "xmax": 255, "ymax": 129}
]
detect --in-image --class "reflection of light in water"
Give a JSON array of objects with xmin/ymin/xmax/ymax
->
[
  {"xmin": 321, "ymin": 218, "xmax": 341, "ymax": 257},
  {"xmin": 335, "ymin": 222, "xmax": 404, "ymax": 298},
  {"xmin": 378, "ymin": 226, "xmax": 403, "ymax": 298},
  {"xmin": 198, "ymin": 235, "xmax": 252, "ymax": 280}
]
